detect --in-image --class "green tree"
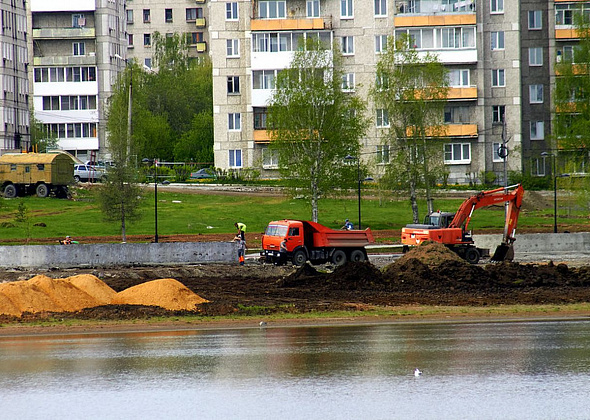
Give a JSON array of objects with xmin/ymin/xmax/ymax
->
[
  {"xmin": 100, "ymin": 61, "xmax": 143, "ymax": 242},
  {"xmin": 268, "ymin": 38, "xmax": 369, "ymax": 222},
  {"xmin": 29, "ymin": 110, "xmax": 58, "ymax": 153},
  {"xmin": 174, "ymin": 111, "xmax": 214, "ymax": 164},
  {"xmin": 554, "ymin": 13, "xmax": 590, "ymax": 156},
  {"xmin": 371, "ymin": 35, "xmax": 449, "ymax": 223}
]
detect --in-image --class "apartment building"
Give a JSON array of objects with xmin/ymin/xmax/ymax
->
[
  {"xmin": 124, "ymin": 0, "xmax": 210, "ymax": 69},
  {"xmin": 209, "ymin": 0, "xmax": 586, "ymax": 185},
  {"xmin": 28, "ymin": 0, "xmax": 126, "ymax": 163},
  {"xmin": 0, "ymin": 0, "xmax": 29, "ymax": 154}
]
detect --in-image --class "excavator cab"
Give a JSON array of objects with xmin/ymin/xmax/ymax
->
[{"xmin": 424, "ymin": 212, "xmax": 454, "ymax": 228}]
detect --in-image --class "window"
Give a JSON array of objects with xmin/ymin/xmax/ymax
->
[
  {"xmin": 444, "ymin": 143, "xmax": 471, "ymax": 163},
  {"xmin": 374, "ymin": 0, "xmax": 387, "ymax": 17},
  {"xmin": 227, "ymin": 76, "xmax": 240, "ymax": 94},
  {"xmin": 73, "ymin": 42, "xmax": 85, "ymax": 56},
  {"xmin": 376, "ymin": 145, "xmax": 390, "ymax": 164},
  {"xmin": 226, "ymin": 2, "xmax": 238, "ymax": 20},
  {"xmin": 128, "ymin": 34, "xmax": 134, "ymax": 47},
  {"xmin": 186, "ymin": 8, "xmax": 198, "ymax": 20},
  {"xmin": 492, "ymin": 69, "xmax": 505, "ymax": 87},
  {"xmin": 529, "ymin": 47, "xmax": 543, "ymax": 66},
  {"xmin": 444, "ymin": 106, "xmax": 470, "ymax": 123},
  {"xmin": 127, "ymin": 9, "xmax": 133, "ymax": 23},
  {"xmin": 341, "ymin": 0, "xmax": 353, "ymax": 18},
  {"xmin": 143, "ymin": 9, "xmax": 150, "ymax": 23},
  {"xmin": 254, "ymin": 108, "xmax": 267, "ymax": 129},
  {"xmin": 228, "ymin": 113, "xmax": 241, "ymax": 131},
  {"xmin": 262, "ymin": 147, "xmax": 279, "ymax": 168},
  {"xmin": 376, "ymin": 109, "xmax": 389, "ymax": 127},
  {"xmin": 253, "ymin": 70, "xmax": 276, "ymax": 89},
  {"xmin": 490, "ymin": 0, "xmax": 503, "ymax": 14},
  {"xmin": 144, "ymin": 33, "xmax": 151, "ymax": 46},
  {"xmin": 144, "ymin": 58, "xmax": 152, "ymax": 69},
  {"xmin": 530, "ymin": 121, "xmax": 544, "ymax": 140},
  {"xmin": 307, "ymin": 0, "xmax": 320, "ymax": 18},
  {"xmin": 72, "ymin": 14, "xmax": 85, "ymax": 27},
  {"xmin": 491, "ymin": 31, "xmax": 504, "ymax": 50},
  {"xmin": 190, "ymin": 32, "xmax": 204, "ymax": 44},
  {"xmin": 556, "ymin": 5, "xmax": 573, "ymax": 26},
  {"xmin": 227, "ymin": 39, "xmax": 240, "ymax": 57},
  {"xmin": 529, "ymin": 84, "xmax": 543, "ymax": 103},
  {"xmin": 375, "ymin": 35, "xmax": 388, "ymax": 53},
  {"xmin": 258, "ymin": 1, "xmax": 286, "ymax": 18},
  {"xmin": 531, "ymin": 157, "xmax": 546, "ymax": 177},
  {"xmin": 165, "ymin": 9, "xmax": 173, "ymax": 22},
  {"xmin": 229, "ymin": 150, "xmax": 242, "ymax": 168},
  {"xmin": 342, "ymin": 36, "xmax": 354, "ymax": 55},
  {"xmin": 528, "ymin": 10, "xmax": 542, "ymax": 29},
  {"xmin": 448, "ymin": 69, "xmax": 469, "ymax": 87},
  {"xmin": 492, "ymin": 105, "xmax": 505, "ymax": 124},
  {"xmin": 342, "ymin": 73, "xmax": 355, "ymax": 91}
]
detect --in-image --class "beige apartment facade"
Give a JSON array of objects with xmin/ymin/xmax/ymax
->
[{"xmin": 208, "ymin": 0, "xmax": 538, "ymax": 185}]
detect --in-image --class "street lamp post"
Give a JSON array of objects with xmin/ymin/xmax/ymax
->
[
  {"xmin": 541, "ymin": 152, "xmax": 570, "ymax": 233},
  {"xmin": 142, "ymin": 158, "xmax": 158, "ymax": 243}
]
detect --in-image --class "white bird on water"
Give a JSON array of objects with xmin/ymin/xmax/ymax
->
[
  {"xmin": 414, "ymin": 368, "xmax": 422, "ymax": 377},
  {"xmin": 259, "ymin": 321, "xmax": 267, "ymax": 328}
]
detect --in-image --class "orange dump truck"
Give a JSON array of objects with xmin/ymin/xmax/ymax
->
[{"xmin": 261, "ymin": 219, "xmax": 375, "ymax": 266}]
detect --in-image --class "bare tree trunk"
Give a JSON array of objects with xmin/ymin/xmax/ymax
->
[
  {"xmin": 311, "ymin": 179, "xmax": 319, "ymax": 222},
  {"xmin": 121, "ymin": 198, "xmax": 127, "ymax": 243},
  {"xmin": 410, "ymin": 177, "xmax": 419, "ymax": 223},
  {"xmin": 422, "ymin": 135, "xmax": 434, "ymax": 215}
]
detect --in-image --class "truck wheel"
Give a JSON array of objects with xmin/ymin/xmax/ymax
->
[
  {"xmin": 74, "ymin": 175, "xmax": 81, "ymax": 183},
  {"xmin": 3, "ymin": 184, "xmax": 17, "ymax": 198},
  {"xmin": 36, "ymin": 183, "xmax": 49, "ymax": 198},
  {"xmin": 464, "ymin": 247, "xmax": 480, "ymax": 264},
  {"xmin": 331, "ymin": 250, "xmax": 347, "ymax": 266},
  {"xmin": 292, "ymin": 250, "xmax": 307, "ymax": 266},
  {"xmin": 350, "ymin": 249, "xmax": 365, "ymax": 262}
]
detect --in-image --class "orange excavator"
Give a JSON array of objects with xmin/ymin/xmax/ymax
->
[{"xmin": 401, "ymin": 184, "xmax": 524, "ymax": 264}]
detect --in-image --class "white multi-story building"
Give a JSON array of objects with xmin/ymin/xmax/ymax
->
[
  {"xmin": 28, "ymin": 0, "xmax": 126, "ymax": 163},
  {"xmin": 0, "ymin": 0, "xmax": 29, "ymax": 154},
  {"xmin": 208, "ymin": 0, "xmax": 536, "ymax": 184}
]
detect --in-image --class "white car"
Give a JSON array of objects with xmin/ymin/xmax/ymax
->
[{"xmin": 74, "ymin": 164, "xmax": 106, "ymax": 182}]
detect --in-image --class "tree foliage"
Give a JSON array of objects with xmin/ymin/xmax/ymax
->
[
  {"xmin": 268, "ymin": 38, "xmax": 369, "ymax": 222},
  {"xmin": 371, "ymin": 35, "xmax": 449, "ymax": 222}
]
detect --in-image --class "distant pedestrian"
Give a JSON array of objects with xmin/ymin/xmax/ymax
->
[
  {"xmin": 277, "ymin": 238, "xmax": 288, "ymax": 265},
  {"xmin": 235, "ymin": 222, "xmax": 246, "ymax": 240},
  {"xmin": 62, "ymin": 235, "xmax": 72, "ymax": 245},
  {"xmin": 234, "ymin": 234, "xmax": 246, "ymax": 265},
  {"xmin": 342, "ymin": 219, "xmax": 354, "ymax": 230}
]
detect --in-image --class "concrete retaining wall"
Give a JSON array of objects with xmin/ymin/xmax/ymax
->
[
  {"xmin": 0, "ymin": 242, "xmax": 237, "ymax": 269},
  {"xmin": 473, "ymin": 232, "xmax": 590, "ymax": 256}
]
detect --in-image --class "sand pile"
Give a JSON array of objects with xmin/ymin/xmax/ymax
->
[
  {"xmin": 112, "ymin": 278, "xmax": 209, "ymax": 311},
  {"xmin": 0, "ymin": 275, "xmax": 208, "ymax": 317},
  {"xmin": 395, "ymin": 241, "xmax": 466, "ymax": 266}
]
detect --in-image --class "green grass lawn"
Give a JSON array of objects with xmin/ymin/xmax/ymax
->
[{"xmin": 0, "ymin": 184, "xmax": 584, "ymax": 243}]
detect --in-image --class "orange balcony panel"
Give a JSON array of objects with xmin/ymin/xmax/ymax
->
[
  {"xmin": 556, "ymin": 28, "xmax": 579, "ymax": 39},
  {"xmin": 555, "ymin": 0, "xmax": 585, "ymax": 2},
  {"xmin": 254, "ymin": 130, "xmax": 272, "ymax": 143},
  {"xmin": 394, "ymin": 14, "xmax": 476, "ymax": 27},
  {"xmin": 447, "ymin": 87, "xmax": 477, "ymax": 100},
  {"xmin": 251, "ymin": 18, "xmax": 325, "ymax": 31},
  {"xmin": 406, "ymin": 124, "xmax": 477, "ymax": 138}
]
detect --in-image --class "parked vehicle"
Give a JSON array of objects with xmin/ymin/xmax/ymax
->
[
  {"xmin": 262, "ymin": 219, "xmax": 375, "ymax": 266},
  {"xmin": 74, "ymin": 164, "xmax": 106, "ymax": 182},
  {"xmin": 190, "ymin": 168, "xmax": 215, "ymax": 179},
  {"xmin": 0, "ymin": 152, "xmax": 74, "ymax": 198},
  {"xmin": 401, "ymin": 184, "xmax": 525, "ymax": 264}
]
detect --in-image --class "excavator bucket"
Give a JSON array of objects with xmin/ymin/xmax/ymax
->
[{"xmin": 491, "ymin": 243, "xmax": 514, "ymax": 262}]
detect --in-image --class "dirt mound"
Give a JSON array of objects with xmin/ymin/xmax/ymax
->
[
  {"xmin": 66, "ymin": 274, "xmax": 117, "ymax": 304},
  {"xmin": 111, "ymin": 278, "xmax": 209, "ymax": 311},
  {"xmin": 329, "ymin": 262, "xmax": 385, "ymax": 290},
  {"xmin": 29, "ymin": 275, "xmax": 99, "ymax": 312},
  {"xmin": 0, "ymin": 279, "xmax": 67, "ymax": 315},
  {"xmin": 394, "ymin": 241, "xmax": 467, "ymax": 266},
  {"xmin": 279, "ymin": 264, "xmax": 323, "ymax": 287}
]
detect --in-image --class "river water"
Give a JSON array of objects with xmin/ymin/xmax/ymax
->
[{"xmin": 1, "ymin": 319, "xmax": 590, "ymax": 420}]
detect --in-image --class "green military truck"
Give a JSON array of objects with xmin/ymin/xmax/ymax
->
[{"xmin": 0, "ymin": 152, "xmax": 75, "ymax": 198}]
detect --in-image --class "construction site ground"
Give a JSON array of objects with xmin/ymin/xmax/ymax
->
[{"xmin": 2, "ymin": 242, "xmax": 590, "ymax": 330}]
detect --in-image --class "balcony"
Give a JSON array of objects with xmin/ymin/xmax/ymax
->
[
  {"xmin": 33, "ymin": 54, "xmax": 97, "ymax": 67},
  {"xmin": 196, "ymin": 42, "xmax": 207, "ymax": 53},
  {"xmin": 251, "ymin": 17, "xmax": 328, "ymax": 31},
  {"xmin": 395, "ymin": 0, "xmax": 475, "ymax": 15},
  {"xmin": 195, "ymin": 17, "xmax": 206, "ymax": 28},
  {"xmin": 406, "ymin": 124, "xmax": 478, "ymax": 138},
  {"xmin": 394, "ymin": 13, "xmax": 475, "ymax": 27},
  {"xmin": 447, "ymin": 87, "xmax": 477, "ymax": 100},
  {"xmin": 32, "ymin": 27, "xmax": 95, "ymax": 40},
  {"xmin": 254, "ymin": 130, "xmax": 272, "ymax": 143}
]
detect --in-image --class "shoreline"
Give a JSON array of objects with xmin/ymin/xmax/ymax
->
[{"xmin": 2, "ymin": 305, "xmax": 590, "ymax": 337}]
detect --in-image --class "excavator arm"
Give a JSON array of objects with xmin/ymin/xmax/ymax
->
[{"xmin": 448, "ymin": 184, "xmax": 524, "ymax": 261}]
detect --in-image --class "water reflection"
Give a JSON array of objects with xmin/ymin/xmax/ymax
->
[{"xmin": 1, "ymin": 320, "xmax": 590, "ymax": 419}]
